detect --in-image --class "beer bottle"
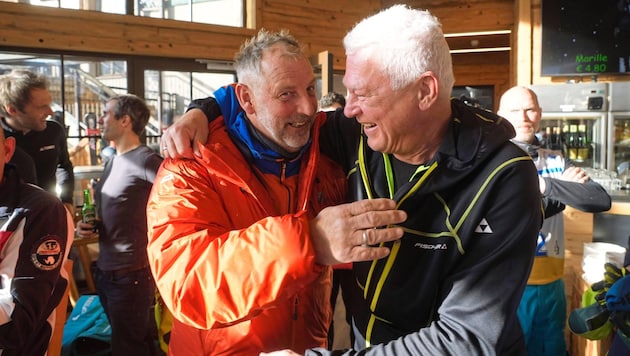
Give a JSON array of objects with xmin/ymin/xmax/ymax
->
[{"xmin": 82, "ymin": 188, "xmax": 96, "ymax": 229}]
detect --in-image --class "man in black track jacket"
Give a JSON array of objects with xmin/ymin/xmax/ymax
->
[{"xmin": 0, "ymin": 69, "xmax": 75, "ymax": 214}]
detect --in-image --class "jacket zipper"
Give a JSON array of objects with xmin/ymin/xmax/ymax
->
[
  {"xmin": 290, "ymin": 294, "xmax": 299, "ymax": 348},
  {"xmin": 292, "ymin": 294, "xmax": 299, "ymax": 320},
  {"xmin": 279, "ymin": 161, "xmax": 294, "ymax": 214}
]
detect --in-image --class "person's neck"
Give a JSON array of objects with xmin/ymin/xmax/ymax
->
[
  {"xmin": 393, "ymin": 112, "xmax": 450, "ymax": 165},
  {"xmin": 513, "ymin": 138, "xmax": 536, "ymax": 146},
  {"xmin": 393, "ymin": 143, "xmax": 440, "ymax": 165},
  {"xmin": 114, "ymin": 135, "xmax": 141, "ymax": 155},
  {"xmin": 3, "ymin": 117, "xmax": 30, "ymax": 135},
  {"xmin": 244, "ymin": 114, "xmax": 301, "ymax": 160}
]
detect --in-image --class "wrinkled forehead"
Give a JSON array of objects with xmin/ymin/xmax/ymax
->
[{"xmin": 344, "ymin": 53, "xmax": 388, "ymax": 90}]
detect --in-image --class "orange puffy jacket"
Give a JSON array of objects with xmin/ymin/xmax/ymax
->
[{"xmin": 147, "ymin": 112, "xmax": 347, "ymax": 355}]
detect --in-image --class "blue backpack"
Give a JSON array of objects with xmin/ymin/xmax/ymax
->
[{"xmin": 62, "ymin": 295, "xmax": 112, "ymax": 356}]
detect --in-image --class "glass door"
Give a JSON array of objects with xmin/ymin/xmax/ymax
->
[
  {"xmin": 539, "ymin": 112, "xmax": 608, "ymax": 169},
  {"xmin": 609, "ymin": 112, "xmax": 630, "ymax": 174}
]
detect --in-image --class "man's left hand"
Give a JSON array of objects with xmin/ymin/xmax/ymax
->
[{"xmin": 560, "ymin": 166, "xmax": 589, "ymax": 184}]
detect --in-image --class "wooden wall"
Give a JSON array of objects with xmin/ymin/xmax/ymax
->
[{"xmin": 383, "ymin": 0, "xmax": 515, "ymax": 108}]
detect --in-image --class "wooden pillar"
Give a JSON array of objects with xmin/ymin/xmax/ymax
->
[
  {"xmin": 514, "ymin": 0, "xmax": 533, "ymax": 86},
  {"xmin": 315, "ymin": 51, "xmax": 333, "ymax": 98}
]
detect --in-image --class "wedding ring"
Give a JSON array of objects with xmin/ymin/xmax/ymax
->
[
  {"xmin": 162, "ymin": 146, "xmax": 168, "ymax": 151},
  {"xmin": 362, "ymin": 230, "xmax": 368, "ymax": 247}
]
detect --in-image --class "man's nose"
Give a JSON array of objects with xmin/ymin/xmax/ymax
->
[
  {"xmin": 344, "ymin": 93, "xmax": 361, "ymax": 118},
  {"xmin": 297, "ymin": 94, "xmax": 317, "ymax": 116},
  {"xmin": 515, "ymin": 109, "xmax": 530, "ymax": 122}
]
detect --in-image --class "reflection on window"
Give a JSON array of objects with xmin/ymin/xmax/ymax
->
[
  {"xmin": 144, "ymin": 69, "xmax": 234, "ymax": 133},
  {"xmin": 13, "ymin": 0, "xmax": 127, "ymax": 14},
  {"xmin": 0, "ymin": 50, "xmax": 236, "ymax": 168},
  {"xmin": 1, "ymin": 0, "xmax": 243, "ymax": 26},
  {"xmin": 137, "ymin": 0, "xmax": 243, "ymax": 26}
]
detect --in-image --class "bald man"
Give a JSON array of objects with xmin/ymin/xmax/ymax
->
[{"xmin": 498, "ymin": 86, "xmax": 611, "ymax": 356}]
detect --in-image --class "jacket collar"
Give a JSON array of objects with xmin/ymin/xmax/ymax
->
[
  {"xmin": 510, "ymin": 138, "xmax": 541, "ymax": 159},
  {"xmin": 435, "ymin": 99, "xmax": 516, "ymax": 170}
]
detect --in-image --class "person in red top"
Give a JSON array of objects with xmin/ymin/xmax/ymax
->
[{"xmin": 147, "ymin": 29, "xmax": 407, "ymax": 355}]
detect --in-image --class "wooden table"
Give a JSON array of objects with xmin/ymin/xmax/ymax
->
[{"xmin": 69, "ymin": 235, "xmax": 98, "ymax": 305}]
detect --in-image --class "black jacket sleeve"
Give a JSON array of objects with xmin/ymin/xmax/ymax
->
[
  {"xmin": 187, "ymin": 97, "xmax": 222, "ymax": 119},
  {"xmin": 543, "ymin": 177, "xmax": 611, "ymax": 213}
]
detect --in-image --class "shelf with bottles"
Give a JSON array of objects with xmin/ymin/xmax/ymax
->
[{"xmin": 538, "ymin": 119, "xmax": 593, "ymax": 165}]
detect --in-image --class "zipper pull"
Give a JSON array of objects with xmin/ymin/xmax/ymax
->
[{"xmin": 292, "ymin": 295, "xmax": 299, "ymax": 320}]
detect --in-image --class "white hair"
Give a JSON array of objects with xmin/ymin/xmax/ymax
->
[{"xmin": 343, "ymin": 5, "xmax": 455, "ymax": 96}]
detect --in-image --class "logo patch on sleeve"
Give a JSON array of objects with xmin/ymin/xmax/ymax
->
[{"xmin": 31, "ymin": 235, "xmax": 63, "ymax": 271}]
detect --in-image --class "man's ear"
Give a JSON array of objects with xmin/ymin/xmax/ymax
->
[
  {"xmin": 4, "ymin": 104, "xmax": 18, "ymax": 117},
  {"xmin": 4, "ymin": 136, "xmax": 15, "ymax": 162},
  {"xmin": 417, "ymin": 72, "xmax": 439, "ymax": 110},
  {"xmin": 235, "ymin": 83, "xmax": 256, "ymax": 116},
  {"xmin": 120, "ymin": 114, "xmax": 132, "ymax": 128}
]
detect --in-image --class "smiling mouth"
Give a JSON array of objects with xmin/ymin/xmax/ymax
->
[
  {"xmin": 363, "ymin": 123, "xmax": 376, "ymax": 129},
  {"xmin": 289, "ymin": 121, "xmax": 308, "ymax": 128}
]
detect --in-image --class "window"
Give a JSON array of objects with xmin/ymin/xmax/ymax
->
[
  {"xmin": 18, "ymin": 0, "xmax": 128, "ymax": 14},
  {"xmin": 1, "ymin": 0, "xmax": 245, "ymax": 27},
  {"xmin": 0, "ymin": 50, "xmax": 234, "ymax": 166},
  {"xmin": 143, "ymin": 69, "xmax": 234, "ymax": 138}
]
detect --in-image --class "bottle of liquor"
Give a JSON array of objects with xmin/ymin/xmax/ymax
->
[
  {"xmin": 624, "ymin": 121, "xmax": 630, "ymax": 142},
  {"xmin": 567, "ymin": 124, "xmax": 578, "ymax": 160},
  {"xmin": 543, "ymin": 126, "xmax": 552, "ymax": 148},
  {"xmin": 82, "ymin": 188, "xmax": 96, "ymax": 229},
  {"xmin": 549, "ymin": 126, "xmax": 560, "ymax": 150},
  {"xmin": 554, "ymin": 126, "xmax": 564, "ymax": 151},
  {"xmin": 577, "ymin": 123, "xmax": 588, "ymax": 161},
  {"xmin": 562, "ymin": 123, "xmax": 570, "ymax": 156}
]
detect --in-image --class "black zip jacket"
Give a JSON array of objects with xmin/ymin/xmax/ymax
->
[
  {"xmin": 1, "ymin": 118, "xmax": 75, "ymax": 204},
  {"xmin": 312, "ymin": 99, "xmax": 542, "ymax": 355}
]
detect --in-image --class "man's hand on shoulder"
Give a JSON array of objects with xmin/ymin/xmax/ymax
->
[{"xmin": 161, "ymin": 108, "xmax": 210, "ymax": 159}]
